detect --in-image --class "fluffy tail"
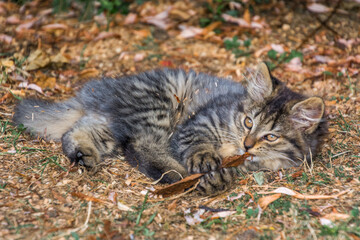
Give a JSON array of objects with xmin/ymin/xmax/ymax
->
[{"xmin": 13, "ymin": 98, "xmax": 84, "ymax": 140}]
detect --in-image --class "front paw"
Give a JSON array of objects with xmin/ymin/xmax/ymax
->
[
  {"xmin": 187, "ymin": 150, "xmax": 222, "ymax": 174},
  {"xmin": 197, "ymin": 168, "xmax": 235, "ymax": 195}
]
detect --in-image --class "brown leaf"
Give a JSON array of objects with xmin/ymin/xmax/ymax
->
[
  {"xmin": 258, "ymin": 193, "xmax": 281, "ymax": 210},
  {"xmin": 0, "ymin": 34, "xmax": 13, "ymax": 44},
  {"xmin": 78, "ymin": 68, "xmax": 99, "ymax": 79},
  {"xmin": 221, "ymin": 152, "xmax": 251, "ymax": 168},
  {"xmin": 291, "ymin": 169, "xmax": 303, "ymax": 179},
  {"xmin": 243, "ymin": 8, "xmax": 251, "ymax": 24},
  {"xmin": 153, "ymin": 173, "xmax": 203, "ymax": 198},
  {"xmin": 93, "ymin": 32, "xmax": 120, "ymax": 42},
  {"xmin": 167, "ymin": 200, "xmax": 177, "ymax": 211},
  {"xmin": 153, "ymin": 153, "xmax": 252, "ymax": 198},
  {"xmin": 42, "ymin": 23, "xmax": 68, "ymax": 31},
  {"xmin": 71, "ymin": 192, "xmax": 108, "ymax": 204}
]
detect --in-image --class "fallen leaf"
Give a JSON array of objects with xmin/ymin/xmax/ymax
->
[
  {"xmin": 0, "ymin": 34, "xmax": 13, "ymax": 44},
  {"xmin": 0, "ymin": 92, "xmax": 12, "ymax": 104},
  {"xmin": 258, "ymin": 193, "xmax": 281, "ymax": 210},
  {"xmin": 184, "ymin": 209, "xmax": 206, "ymax": 225},
  {"xmin": 153, "ymin": 173, "xmax": 203, "ymax": 198},
  {"xmin": 15, "ymin": 18, "xmax": 38, "ymax": 32},
  {"xmin": 322, "ymin": 212, "xmax": 350, "ymax": 221},
  {"xmin": 42, "ymin": 23, "xmax": 68, "ymax": 31},
  {"xmin": 211, "ymin": 210, "xmax": 236, "ymax": 219},
  {"xmin": 167, "ymin": 200, "xmax": 177, "ymax": 211},
  {"xmin": 117, "ymin": 201, "xmax": 134, "ymax": 211},
  {"xmin": 227, "ymin": 192, "xmax": 245, "ymax": 201},
  {"xmin": 6, "ymin": 15, "xmax": 20, "ymax": 24},
  {"xmin": 222, "ymin": 14, "xmax": 250, "ymax": 27},
  {"xmin": 291, "ymin": 169, "xmax": 303, "ymax": 179},
  {"xmin": 159, "ymin": 60, "xmax": 174, "ymax": 67},
  {"xmin": 18, "ymin": 82, "xmax": 44, "ymax": 94},
  {"xmin": 78, "ymin": 68, "xmax": 99, "ymax": 79},
  {"xmin": 307, "ymin": 3, "xmax": 331, "ymax": 13},
  {"xmin": 134, "ymin": 53, "xmax": 145, "ymax": 62},
  {"xmin": 71, "ymin": 192, "xmax": 108, "ymax": 204},
  {"xmin": 243, "ymin": 8, "xmax": 251, "ymax": 24},
  {"xmin": 253, "ymin": 171, "xmax": 264, "ymax": 185},
  {"xmin": 124, "ymin": 13, "xmax": 137, "ymax": 24},
  {"xmin": 25, "ymin": 49, "xmax": 50, "ymax": 71},
  {"xmin": 153, "ymin": 153, "xmax": 251, "ymax": 197},
  {"xmin": 271, "ymin": 44, "xmax": 285, "ymax": 54},
  {"xmin": 222, "ymin": 153, "xmax": 251, "ymax": 168},
  {"xmin": 178, "ymin": 25, "xmax": 203, "ymax": 39},
  {"xmin": 93, "ymin": 32, "xmax": 120, "ymax": 42},
  {"xmin": 144, "ymin": 7, "xmax": 172, "ymax": 30},
  {"xmin": 258, "ymin": 187, "xmax": 351, "ymax": 200}
]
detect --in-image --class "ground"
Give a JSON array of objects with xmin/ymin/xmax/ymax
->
[{"xmin": 0, "ymin": 1, "xmax": 359, "ymax": 239}]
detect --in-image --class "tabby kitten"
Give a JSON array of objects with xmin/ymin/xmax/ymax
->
[{"xmin": 13, "ymin": 63, "xmax": 327, "ymax": 195}]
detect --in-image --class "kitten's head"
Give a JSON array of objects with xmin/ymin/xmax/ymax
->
[{"xmin": 237, "ymin": 63, "xmax": 327, "ymax": 170}]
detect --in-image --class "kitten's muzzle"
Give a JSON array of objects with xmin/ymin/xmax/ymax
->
[{"xmin": 244, "ymin": 136, "xmax": 256, "ymax": 152}]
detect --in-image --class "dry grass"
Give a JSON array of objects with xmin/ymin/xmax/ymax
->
[{"xmin": 1, "ymin": 1, "xmax": 359, "ymax": 239}]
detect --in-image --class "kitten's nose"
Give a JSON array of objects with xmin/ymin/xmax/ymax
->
[{"xmin": 244, "ymin": 136, "xmax": 256, "ymax": 151}]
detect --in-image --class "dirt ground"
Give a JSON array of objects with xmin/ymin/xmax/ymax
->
[{"xmin": 0, "ymin": 1, "xmax": 359, "ymax": 239}]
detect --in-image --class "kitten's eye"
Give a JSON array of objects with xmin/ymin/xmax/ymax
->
[
  {"xmin": 264, "ymin": 134, "xmax": 278, "ymax": 142},
  {"xmin": 244, "ymin": 117, "xmax": 253, "ymax": 129}
]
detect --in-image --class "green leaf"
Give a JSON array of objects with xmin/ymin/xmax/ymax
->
[
  {"xmin": 285, "ymin": 50, "xmax": 303, "ymax": 63},
  {"xmin": 267, "ymin": 49, "xmax": 278, "ymax": 60},
  {"xmin": 253, "ymin": 172, "xmax": 264, "ymax": 185},
  {"xmin": 244, "ymin": 39, "xmax": 251, "ymax": 48}
]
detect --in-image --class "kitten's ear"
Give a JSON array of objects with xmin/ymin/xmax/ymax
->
[
  {"xmin": 290, "ymin": 97, "xmax": 325, "ymax": 134},
  {"xmin": 247, "ymin": 62, "xmax": 273, "ymax": 102}
]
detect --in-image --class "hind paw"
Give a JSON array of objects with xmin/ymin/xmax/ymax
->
[{"xmin": 68, "ymin": 147, "xmax": 100, "ymax": 168}]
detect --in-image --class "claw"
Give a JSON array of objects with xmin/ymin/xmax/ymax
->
[{"xmin": 76, "ymin": 151, "xmax": 83, "ymax": 159}]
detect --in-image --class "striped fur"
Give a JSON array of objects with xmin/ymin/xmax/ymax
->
[{"xmin": 13, "ymin": 63, "xmax": 327, "ymax": 195}]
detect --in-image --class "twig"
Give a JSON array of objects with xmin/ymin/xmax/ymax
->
[
  {"xmin": 151, "ymin": 169, "xmax": 184, "ymax": 185},
  {"xmin": 54, "ymin": 201, "xmax": 92, "ymax": 239}
]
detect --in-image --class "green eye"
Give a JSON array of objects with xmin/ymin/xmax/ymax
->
[
  {"xmin": 244, "ymin": 117, "xmax": 253, "ymax": 129},
  {"xmin": 264, "ymin": 134, "xmax": 278, "ymax": 142}
]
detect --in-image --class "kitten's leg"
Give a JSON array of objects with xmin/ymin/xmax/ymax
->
[
  {"xmin": 185, "ymin": 145, "xmax": 236, "ymax": 195},
  {"xmin": 61, "ymin": 115, "xmax": 115, "ymax": 170},
  {"xmin": 125, "ymin": 133, "xmax": 188, "ymax": 184}
]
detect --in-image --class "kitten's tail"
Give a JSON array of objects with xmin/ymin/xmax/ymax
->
[{"xmin": 13, "ymin": 98, "xmax": 84, "ymax": 140}]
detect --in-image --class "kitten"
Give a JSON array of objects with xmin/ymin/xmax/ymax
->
[{"xmin": 13, "ymin": 63, "xmax": 327, "ymax": 195}]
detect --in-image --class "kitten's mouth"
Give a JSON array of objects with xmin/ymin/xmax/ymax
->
[{"xmin": 245, "ymin": 154, "xmax": 259, "ymax": 162}]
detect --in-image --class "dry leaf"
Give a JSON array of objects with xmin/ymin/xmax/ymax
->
[
  {"xmin": 42, "ymin": 23, "xmax": 68, "ymax": 31},
  {"xmin": 78, "ymin": 68, "xmax": 99, "ymax": 79},
  {"xmin": 243, "ymin": 8, "xmax": 251, "ymax": 24},
  {"xmin": 124, "ymin": 13, "xmax": 137, "ymax": 24},
  {"xmin": 25, "ymin": 49, "xmax": 50, "ymax": 71},
  {"xmin": 0, "ymin": 34, "xmax": 13, "ymax": 44},
  {"xmin": 291, "ymin": 169, "xmax": 303, "ymax": 179},
  {"xmin": 258, "ymin": 193, "xmax": 281, "ymax": 210},
  {"xmin": 178, "ymin": 25, "xmax": 203, "ymax": 39},
  {"xmin": 71, "ymin": 192, "xmax": 108, "ymax": 204},
  {"xmin": 322, "ymin": 212, "xmax": 351, "ymax": 221},
  {"xmin": 307, "ymin": 3, "xmax": 331, "ymax": 13},
  {"xmin": 144, "ymin": 7, "xmax": 172, "ymax": 30},
  {"xmin": 258, "ymin": 187, "xmax": 351, "ymax": 200},
  {"xmin": 93, "ymin": 32, "xmax": 120, "ymax": 42},
  {"xmin": 153, "ymin": 173, "xmax": 203, "ymax": 198},
  {"xmin": 153, "ymin": 153, "xmax": 251, "ymax": 197},
  {"xmin": 211, "ymin": 210, "xmax": 236, "ymax": 219},
  {"xmin": 117, "ymin": 201, "xmax": 134, "ymax": 211},
  {"xmin": 18, "ymin": 82, "xmax": 44, "ymax": 94}
]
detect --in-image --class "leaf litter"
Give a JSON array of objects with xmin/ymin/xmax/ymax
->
[{"xmin": 0, "ymin": 1, "xmax": 359, "ymax": 239}]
